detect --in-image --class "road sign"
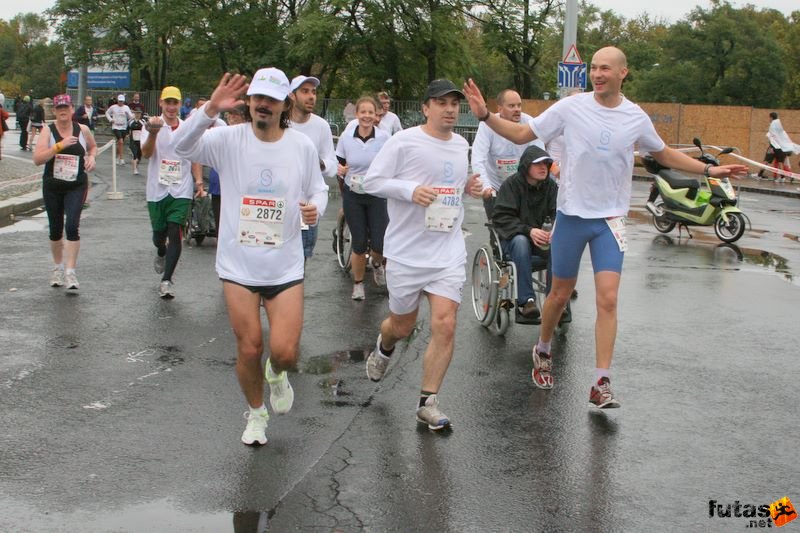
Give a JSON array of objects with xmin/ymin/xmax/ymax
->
[
  {"xmin": 558, "ymin": 62, "xmax": 587, "ymax": 89},
  {"xmin": 563, "ymin": 44, "xmax": 583, "ymax": 64}
]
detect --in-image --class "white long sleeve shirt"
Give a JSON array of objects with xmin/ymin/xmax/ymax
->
[
  {"xmin": 363, "ymin": 126, "xmax": 469, "ymax": 268},
  {"xmin": 105, "ymin": 104, "xmax": 133, "ymax": 131},
  {"xmin": 471, "ymin": 112, "xmax": 543, "ymax": 192},
  {"xmin": 174, "ymin": 105, "xmax": 329, "ymax": 285},
  {"xmin": 290, "ymin": 114, "xmax": 338, "ymax": 179}
]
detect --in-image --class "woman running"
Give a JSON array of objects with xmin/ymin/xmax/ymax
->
[
  {"xmin": 335, "ymin": 96, "xmax": 390, "ymax": 300},
  {"xmin": 33, "ymin": 94, "xmax": 97, "ymax": 290}
]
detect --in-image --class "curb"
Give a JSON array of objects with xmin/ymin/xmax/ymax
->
[{"xmin": 0, "ymin": 187, "xmax": 43, "ymax": 221}]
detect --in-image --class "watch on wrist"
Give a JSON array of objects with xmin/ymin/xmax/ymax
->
[
  {"xmin": 704, "ymin": 163, "xmax": 712, "ymax": 177},
  {"xmin": 479, "ymin": 109, "xmax": 491, "ymax": 122}
]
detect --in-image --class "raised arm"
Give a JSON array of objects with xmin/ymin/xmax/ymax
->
[
  {"xmin": 463, "ymin": 79, "xmax": 536, "ymax": 145},
  {"xmin": 651, "ymin": 146, "xmax": 748, "ymax": 179}
]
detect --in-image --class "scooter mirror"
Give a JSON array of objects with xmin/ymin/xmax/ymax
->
[
  {"xmin": 693, "ymin": 137, "xmax": 702, "ymax": 149},
  {"xmin": 720, "ymin": 147, "xmax": 734, "ymax": 155}
]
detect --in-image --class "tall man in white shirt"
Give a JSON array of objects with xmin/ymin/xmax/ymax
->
[
  {"xmin": 464, "ymin": 46, "xmax": 748, "ymax": 408},
  {"xmin": 174, "ymin": 69, "xmax": 328, "ymax": 446},
  {"xmin": 141, "ymin": 86, "xmax": 203, "ymax": 299},
  {"xmin": 363, "ymin": 79, "xmax": 482, "ymax": 431},
  {"xmin": 470, "ymin": 88, "xmax": 544, "ymax": 219},
  {"xmin": 377, "ymin": 91, "xmax": 403, "ymax": 135},
  {"xmin": 106, "ymin": 94, "xmax": 133, "ymax": 165},
  {"xmin": 289, "ymin": 75, "xmax": 337, "ymax": 261}
]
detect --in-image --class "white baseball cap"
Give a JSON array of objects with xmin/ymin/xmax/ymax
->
[
  {"xmin": 290, "ymin": 75, "xmax": 320, "ymax": 93},
  {"xmin": 117, "ymin": 94, "xmax": 126, "ymax": 102},
  {"xmin": 247, "ymin": 67, "xmax": 290, "ymax": 100}
]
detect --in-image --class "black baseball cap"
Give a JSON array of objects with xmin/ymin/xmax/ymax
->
[{"xmin": 423, "ymin": 79, "xmax": 465, "ymax": 101}]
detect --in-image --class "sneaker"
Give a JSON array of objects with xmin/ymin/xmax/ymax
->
[
  {"xmin": 154, "ymin": 253, "xmax": 165, "ymax": 274},
  {"xmin": 366, "ymin": 335, "xmax": 390, "ymax": 382},
  {"xmin": 159, "ymin": 280, "xmax": 175, "ymax": 299},
  {"xmin": 265, "ymin": 361, "xmax": 294, "ymax": 414},
  {"xmin": 589, "ymin": 377, "xmax": 621, "ymax": 409},
  {"xmin": 241, "ymin": 410, "xmax": 269, "ymax": 445},
  {"xmin": 520, "ymin": 298, "xmax": 540, "ymax": 319},
  {"xmin": 351, "ymin": 282, "xmax": 365, "ymax": 301},
  {"xmin": 50, "ymin": 267, "xmax": 65, "ymax": 287},
  {"xmin": 133, "ymin": 168, "xmax": 140, "ymax": 175},
  {"xmin": 416, "ymin": 394, "xmax": 451, "ymax": 430},
  {"xmin": 65, "ymin": 272, "xmax": 79, "ymax": 290},
  {"xmin": 532, "ymin": 346, "xmax": 553, "ymax": 389},
  {"xmin": 373, "ymin": 263, "xmax": 386, "ymax": 286}
]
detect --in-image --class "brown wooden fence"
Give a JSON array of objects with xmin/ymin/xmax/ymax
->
[{"xmin": 519, "ymin": 99, "xmax": 800, "ymax": 163}]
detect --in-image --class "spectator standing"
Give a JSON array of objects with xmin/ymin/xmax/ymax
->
[
  {"xmin": 73, "ymin": 96, "xmax": 99, "ymax": 132},
  {"xmin": 16, "ymin": 96, "xmax": 33, "ymax": 150}
]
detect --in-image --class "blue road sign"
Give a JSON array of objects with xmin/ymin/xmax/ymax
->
[
  {"xmin": 67, "ymin": 71, "xmax": 131, "ymax": 89},
  {"xmin": 557, "ymin": 62, "xmax": 587, "ymax": 89}
]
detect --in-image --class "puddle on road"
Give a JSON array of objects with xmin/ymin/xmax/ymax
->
[
  {"xmin": 648, "ymin": 234, "xmax": 794, "ymax": 283},
  {"xmin": 301, "ymin": 349, "xmax": 367, "ymax": 375}
]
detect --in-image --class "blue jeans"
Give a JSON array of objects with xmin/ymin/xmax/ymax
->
[
  {"xmin": 301, "ymin": 225, "xmax": 318, "ymax": 258},
  {"xmin": 501, "ymin": 234, "xmax": 551, "ymax": 305}
]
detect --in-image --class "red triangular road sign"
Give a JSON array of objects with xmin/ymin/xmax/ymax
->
[{"xmin": 563, "ymin": 44, "xmax": 582, "ymax": 64}]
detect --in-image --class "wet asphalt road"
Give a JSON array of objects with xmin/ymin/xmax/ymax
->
[{"xmin": 1, "ymin": 158, "xmax": 799, "ymax": 532}]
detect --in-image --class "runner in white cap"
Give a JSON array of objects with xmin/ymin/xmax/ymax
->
[
  {"xmin": 106, "ymin": 94, "xmax": 133, "ymax": 165},
  {"xmin": 363, "ymin": 79, "xmax": 482, "ymax": 431},
  {"xmin": 174, "ymin": 69, "xmax": 328, "ymax": 446},
  {"xmin": 288, "ymin": 74, "xmax": 337, "ymax": 262}
]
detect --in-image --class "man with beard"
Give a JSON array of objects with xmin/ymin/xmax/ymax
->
[
  {"xmin": 288, "ymin": 75, "xmax": 337, "ymax": 262},
  {"xmin": 174, "ymin": 68, "xmax": 328, "ymax": 446},
  {"xmin": 141, "ymin": 86, "xmax": 202, "ymax": 299}
]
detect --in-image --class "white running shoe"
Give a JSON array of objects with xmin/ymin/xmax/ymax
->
[
  {"xmin": 351, "ymin": 282, "xmax": 365, "ymax": 301},
  {"xmin": 416, "ymin": 394, "xmax": 451, "ymax": 431},
  {"xmin": 159, "ymin": 280, "xmax": 175, "ymax": 299},
  {"xmin": 65, "ymin": 272, "xmax": 79, "ymax": 290},
  {"xmin": 373, "ymin": 264, "xmax": 386, "ymax": 286},
  {"xmin": 265, "ymin": 361, "xmax": 294, "ymax": 414},
  {"xmin": 241, "ymin": 410, "xmax": 269, "ymax": 445},
  {"xmin": 50, "ymin": 267, "xmax": 65, "ymax": 287},
  {"xmin": 366, "ymin": 334, "xmax": 390, "ymax": 382}
]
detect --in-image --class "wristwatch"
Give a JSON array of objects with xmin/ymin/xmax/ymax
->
[{"xmin": 703, "ymin": 163, "xmax": 712, "ymax": 177}]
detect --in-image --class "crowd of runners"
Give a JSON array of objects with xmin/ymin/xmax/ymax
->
[{"xmin": 31, "ymin": 46, "xmax": 749, "ymax": 446}]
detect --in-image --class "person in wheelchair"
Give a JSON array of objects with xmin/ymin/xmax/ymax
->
[{"xmin": 491, "ymin": 145, "xmax": 558, "ymax": 321}]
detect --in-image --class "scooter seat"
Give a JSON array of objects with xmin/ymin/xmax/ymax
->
[{"xmin": 659, "ymin": 170, "xmax": 701, "ymax": 191}]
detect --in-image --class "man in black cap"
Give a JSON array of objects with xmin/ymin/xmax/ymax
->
[{"xmin": 361, "ymin": 79, "xmax": 482, "ymax": 431}]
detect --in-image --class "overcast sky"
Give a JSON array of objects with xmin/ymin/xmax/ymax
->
[{"xmin": 9, "ymin": 0, "xmax": 798, "ymax": 25}]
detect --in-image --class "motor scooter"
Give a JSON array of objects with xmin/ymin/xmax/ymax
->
[{"xmin": 644, "ymin": 138, "xmax": 750, "ymax": 243}]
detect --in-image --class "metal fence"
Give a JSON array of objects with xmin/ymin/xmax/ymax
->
[{"xmin": 61, "ymin": 90, "xmax": 480, "ymax": 142}]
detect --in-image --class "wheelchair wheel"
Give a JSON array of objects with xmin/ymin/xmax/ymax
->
[
  {"xmin": 492, "ymin": 304, "xmax": 511, "ymax": 336},
  {"xmin": 334, "ymin": 214, "xmax": 352, "ymax": 272},
  {"xmin": 471, "ymin": 245, "xmax": 499, "ymax": 327}
]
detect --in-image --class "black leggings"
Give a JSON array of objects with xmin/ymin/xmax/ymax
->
[
  {"xmin": 342, "ymin": 186, "xmax": 388, "ymax": 255},
  {"xmin": 153, "ymin": 222, "xmax": 182, "ymax": 282},
  {"xmin": 43, "ymin": 183, "xmax": 87, "ymax": 241}
]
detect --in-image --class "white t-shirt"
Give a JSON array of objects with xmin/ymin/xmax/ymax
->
[
  {"xmin": 767, "ymin": 119, "xmax": 798, "ymax": 153},
  {"xmin": 471, "ymin": 112, "xmax": 544, "ymax": 191},
  {"xmin": 173, "ymin": 105, "xmax": 329, "ymax": 286},
  {"xmin": 140, "ymin": 118, "xmax": 194, "ymax": 202},
  {"xmin": 377, "ymin": 111, "xmax": 403, "ymax": 135},
  {"xmin": 530, "ymin": 92, "xmax": 665, "ymax": 218},
  {"xmin": 106, "ymin": 104, "xmax": 133, "ymax": 131},
  {"xmin": 364, "ymin": 126, "xmax": 469, "ymax": 268},
  {"xmin": 290, "ymin": 114, "xmax": 337, "ymax": 179},
  {"xmin": 335, "ymin": 126, "xmax": 390, "ymax": 192}
]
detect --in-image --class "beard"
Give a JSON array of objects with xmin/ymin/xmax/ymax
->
[{"xmin": 256, "ymin": 120, "xmax": 268, "ymax": 130}]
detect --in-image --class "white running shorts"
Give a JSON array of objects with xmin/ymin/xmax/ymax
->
[{"xmin": 386, "ymin": 260, "xmax": 466, "ymax": 315}]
